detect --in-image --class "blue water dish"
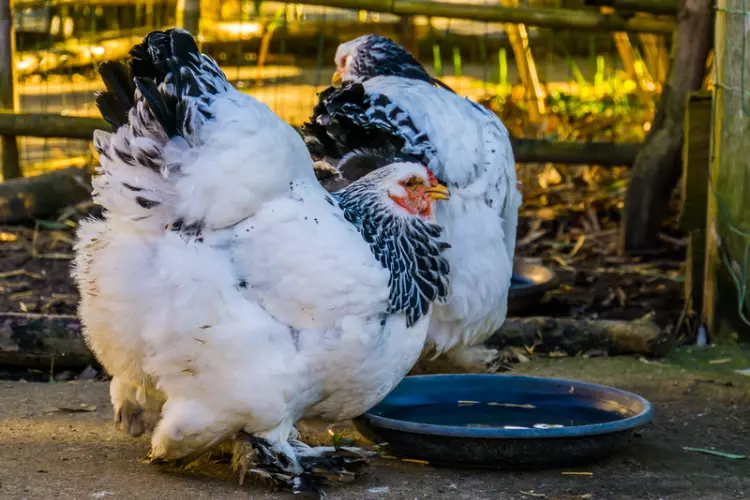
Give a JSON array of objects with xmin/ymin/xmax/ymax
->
[{"xmin": 354, "ymin": 374, "xmax": 655, "ymax": 469}]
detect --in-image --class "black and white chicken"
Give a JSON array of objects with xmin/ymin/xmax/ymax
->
[
  {"xmin": 303, "ymin": 34, "xmax": 522, "ymax": 372},
  {"xmin": 72, "ymin": 28, "xmax": 452, "ymax": 494}
]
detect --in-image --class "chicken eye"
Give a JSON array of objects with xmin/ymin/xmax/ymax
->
[{"xmin": 403, "ymin": 176, "xmax": 422, "ymax": 189}]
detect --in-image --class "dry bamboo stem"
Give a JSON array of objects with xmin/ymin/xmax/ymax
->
[
  {"xmin": 601, "ymin": 7, "xmax": 655, "ymax": 99},
  {"xmin": 501, "ymin": 0, "xmax": 546, "ymax": 123},
  {"xmin": 638, "ymin": 33, "xmax": 670, "ymax": 84}
]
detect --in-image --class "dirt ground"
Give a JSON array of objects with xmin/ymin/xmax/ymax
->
[{"xmin": 1, "ymin": 356, "xmax": 749, "ymax": 500}]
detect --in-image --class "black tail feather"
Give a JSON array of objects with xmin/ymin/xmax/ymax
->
[
  {"xmin": 96, "ymin": 61, "xmax": 137, "ymax": 129},
  {"xmin": 134, "ymin": 76, "xmax": 178, "ymax": 137},
  {"xmin": 128, "ymin": 30, "xmax": 172, "ymax": 81},
  {"xmin": 96, "ymin": 27, "xmax": 224, "ymax": 145}
]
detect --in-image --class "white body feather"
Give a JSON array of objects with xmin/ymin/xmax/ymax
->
[
  {"xmin": 74, "ymin": 79, "xmax": 432, "ymax": 460},
  {"xmin": 363, "ymin": 76, "xmax": 522, "ymax": 356}
]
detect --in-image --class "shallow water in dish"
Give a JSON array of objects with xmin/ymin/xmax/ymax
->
[{"xmin": 375, "ymin": 402, "xmax": 628, "ymax": 429}]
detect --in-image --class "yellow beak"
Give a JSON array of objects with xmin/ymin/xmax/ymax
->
[
  {"xmin": 426, "ymin": 183, "xmax": 451, "ymax": 201},
  {"xmin": 332, "ymin": 70, "xmax": 343, "ymax": 88}
]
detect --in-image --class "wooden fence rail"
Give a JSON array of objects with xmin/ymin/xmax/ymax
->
[
  {"xmin": 0, "ymin": 111, "xmax": 641, "ymax": 167},
  {"xmin": 290, "ymin": 0, "xmax": 675, "ymax": 34},
  {"xmin": 0, "ymin": 112, "xmax": 109, "ymax": 140},
  {"xmin": 584, "ymin": 0, "xmax": 678, "ymax": 17}
]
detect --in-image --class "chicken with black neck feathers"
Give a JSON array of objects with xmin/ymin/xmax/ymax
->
[
  {"xmin": 73, "ymin": 28, "xmax": 451, "ymax": 496},
  {"xmin": 303, "ymin": 34, "xmax": 522, "ymax": 373}
]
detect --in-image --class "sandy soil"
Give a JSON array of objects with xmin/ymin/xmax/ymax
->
[{"xmin": 1, "ymin": 357, "xmax": 749, "ymax": 500}]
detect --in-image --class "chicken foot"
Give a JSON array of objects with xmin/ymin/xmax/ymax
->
[
  {"xmin": 110, "ymin": 376, "xmax": 162, "ymax": 437},
  {"xmin": 232, "ymin": 431, "xmax": 375, "ymax": 497}
]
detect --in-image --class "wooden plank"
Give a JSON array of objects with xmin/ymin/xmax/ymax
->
[
  {"xmin": 0, "ymin": 0, "xmax": 20, "ymax": 180},
  {"xmin": 680, "ymin": 90, "xmax": 712, "ymax": 315},
  {"xmin": 680, "ymin": 91, "xmax": 712, "ymax": 231}
]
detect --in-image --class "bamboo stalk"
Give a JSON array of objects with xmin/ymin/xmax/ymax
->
[
  {"xmin": 500, "ymin": 0, "xmax": 546, "ymax": 123},
  {"xmin": 601, "ymin": 7, "xmax": 655, "ymax": 98},
  {"xmin": 289, "ymin": 0, "xmax": 675, "ymax": 34},
  {"xmin": 638, "ymin": 33, "xmax": 670, "ymax": 84},
  {"xmin": 584, "ymin": 0, "xmax": 678, "ymax": 16},
  {"xmin": 0, "ymin": 0, "xmax": 20, "ymax": 180}
]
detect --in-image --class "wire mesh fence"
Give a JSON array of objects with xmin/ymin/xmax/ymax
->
[
  {"xmin": 707, "ymin": 0, "xmax": 750, "ymax": 328},
  {"xmin": 8, "ymin": 0, "xmax": 668, "ymax": 178}
]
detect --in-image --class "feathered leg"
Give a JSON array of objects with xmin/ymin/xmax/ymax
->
[
  {"xmin": 110, "ymin": 376, "xmax": 164, "ymax": 437},
  {"xmin": 232, "ymin": 431, "xmax": 375, "ymax": 498},
  {"xmin": 149, "ymin": 398, "xmax": 238, "ymax": 465}
]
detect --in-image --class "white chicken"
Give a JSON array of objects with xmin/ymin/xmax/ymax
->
[
  {"xmin": 303, "ymin": 34, "xmax": 522, "ymax": 372},
  {"xmin": 72, "ymin": 28, "xmax": 451, "ymax": 494}
]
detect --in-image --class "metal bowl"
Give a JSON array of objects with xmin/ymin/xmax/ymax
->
[
  {"xmin": 354, "ymin": 374, "xmax": 654, "ymax": 469},
  {"xmin": 508, "ymin": 261, "xmax": 559, "ymax": 315}
]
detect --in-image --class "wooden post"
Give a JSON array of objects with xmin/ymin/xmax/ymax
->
[
  {"xmin": 679, "ymin": 91, "xmax": 712, "ymax": 315},
  {"xmin": 703, "ymin": 1, "xmax": 750, "ymax": 342},
  {"xmin": 176, "ymin": 0, "xmax": 200, "ymax": 37},
  {"xmin": 621, "ymin": 0, "xmax": 713, "ymax": 253},
  {"xmin": 0, "ymin": 0, "xmax": 20, "ymax": 180}
]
